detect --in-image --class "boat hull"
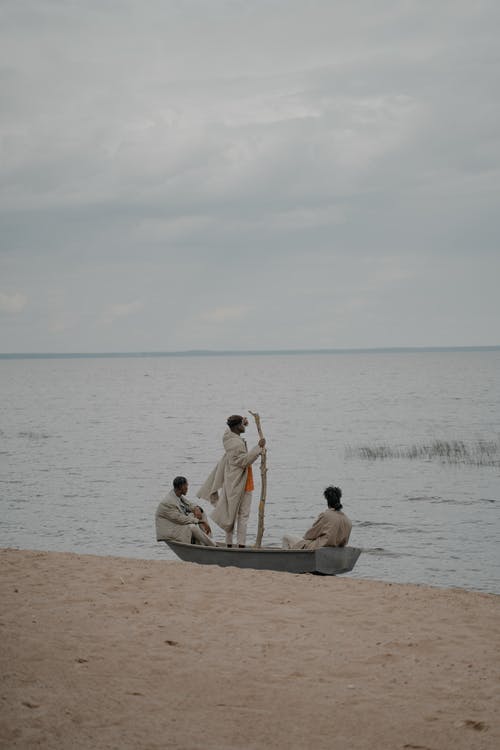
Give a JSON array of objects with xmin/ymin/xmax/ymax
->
[{"xmin": 163, "ymin": 540, "xmax": 361, "ymax": 575}]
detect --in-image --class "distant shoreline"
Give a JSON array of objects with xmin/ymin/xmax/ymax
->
[{"xmin": 0, "ymin": 345, "xmax": 499, "ymax": 360}]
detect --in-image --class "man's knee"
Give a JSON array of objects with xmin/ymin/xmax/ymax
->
[
  {"xmin": 190, "ymin": 524, "xmax": 216, "ymax": 547},
  {"xmin": 239, "ymin": 492, "xmax": 252, "ymax": 518}
]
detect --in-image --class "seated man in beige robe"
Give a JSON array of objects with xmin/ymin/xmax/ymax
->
[
  {"xmin": 155, "ymin": 476, "xmax": 216, "ymax": 546},
  {"xmin": 282, "ymin": 486, "xmax": 352, "ymax": 550}
]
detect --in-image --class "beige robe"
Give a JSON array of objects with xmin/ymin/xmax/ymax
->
[
  {"xmin": 290, "ymin": 509, "xmax": 352, "ymax": 550},
  {"xmin": 155, "ymin": 489, "xmax": 210, "ymax": 544},
  {"xmin": 197, "ymin": 428, "xmax": 262, "ymax": 533}
]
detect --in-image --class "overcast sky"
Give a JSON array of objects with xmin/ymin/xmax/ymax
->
[{"xmin": 1, "ymin": 0, "xmax": 499, "ymax": 352}]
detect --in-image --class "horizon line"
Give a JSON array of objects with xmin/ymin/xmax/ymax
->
[{"xmin": 1, "ymin": 345, "xmax": 499, "ymax": 360}]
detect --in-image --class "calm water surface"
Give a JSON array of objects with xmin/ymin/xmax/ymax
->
[{"xmin": 1, "ymin": 351, "xmax": 499, "ymax": 593}]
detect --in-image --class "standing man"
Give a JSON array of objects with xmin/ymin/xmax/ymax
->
[
  {"xmin": 197, "ymin": 415, "xmax": 266, "ymax": 547},
  {"xmin": 155, "ymin": 476, "xmax": 216, "ymax": 546}
]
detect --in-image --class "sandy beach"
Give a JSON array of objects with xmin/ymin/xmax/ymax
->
[{"xmin": 1, "ymin": 548, "xmax": 498, "ymax": 750}]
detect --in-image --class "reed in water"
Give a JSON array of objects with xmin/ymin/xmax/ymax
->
[{"xmin": 345, "ymin": 439, "xmax": 500, "ymax": 466}]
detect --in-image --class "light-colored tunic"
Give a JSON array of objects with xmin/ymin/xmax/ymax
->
[
  {"xmin": 197, "ymin": 428, "xmax": 262, "ymax": 533},
  {"xmin": 155, "ymin": 489, "xmax": 211, "ymax": 544},
  {"xmin": 286, "ymin": 509, "xmax": 352, "ymax": 550}
]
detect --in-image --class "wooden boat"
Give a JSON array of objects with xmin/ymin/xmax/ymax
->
[{"xmin": 164, "ymin": 540, "xmax": 361, "ymax": 575}]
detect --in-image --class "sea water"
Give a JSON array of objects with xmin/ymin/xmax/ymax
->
[{"xmin": 1, "ymin": 350, "xmax": 499, "ymax": 593}]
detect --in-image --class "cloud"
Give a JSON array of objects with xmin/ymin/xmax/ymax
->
[
  {"xmin": 0, "ymin": 291, "xmax": 27, "ymax": 313},
  {"xmin": 103, "ymin": 300, "xmax": 144, "ymax": 324},
  {"xmin": 199, "ymin": 306, "xmax": 249, "ymax": 323}
]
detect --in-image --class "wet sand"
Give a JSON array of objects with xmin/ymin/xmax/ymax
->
[{"xmin": 1, "ymin": 548, "xmax": 498, "ymax": 749}]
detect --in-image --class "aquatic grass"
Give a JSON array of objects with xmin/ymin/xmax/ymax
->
[{"xmin": 345, "ymin": 439, "xmax": 500, "ymax": 467}]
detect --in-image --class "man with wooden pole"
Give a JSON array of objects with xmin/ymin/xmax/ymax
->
[{"xmin": 197, "ymin": 414, "xmax": 266, "ymax": 548}]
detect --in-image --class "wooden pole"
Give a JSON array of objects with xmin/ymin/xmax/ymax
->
[{"xmin": 249, "ymin": 410, "xmax": 267, "ymax": 548}]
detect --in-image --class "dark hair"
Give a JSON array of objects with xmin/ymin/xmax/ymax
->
[
  {"xmin": 324, "ymin": 485, "xmax": 343, "ymax": 510},
  {"xmin": 173, "ymin": 476, "xmax": 188, "ymax": 490},
  {"xmin": 227, "ymin": 414, "xmax": 244, "ymax": 428}
]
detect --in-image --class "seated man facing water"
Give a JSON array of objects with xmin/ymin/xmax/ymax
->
[
  {"xmin": 155, "ymin": 476, "xmax": 216, "ymax": 546},
  {"xmin": 282, "ymin": 486, "xmax": 352, "ymax": 550}
]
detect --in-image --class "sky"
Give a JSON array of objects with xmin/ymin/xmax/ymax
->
[{"xmin": 1, "ymin": 0, "xmax": 499, "ymax": 353}]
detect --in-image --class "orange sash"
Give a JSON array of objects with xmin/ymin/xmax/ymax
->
[{"xmin": 245, "ymin": 465, "xmax": 254, "ymax": 492}]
